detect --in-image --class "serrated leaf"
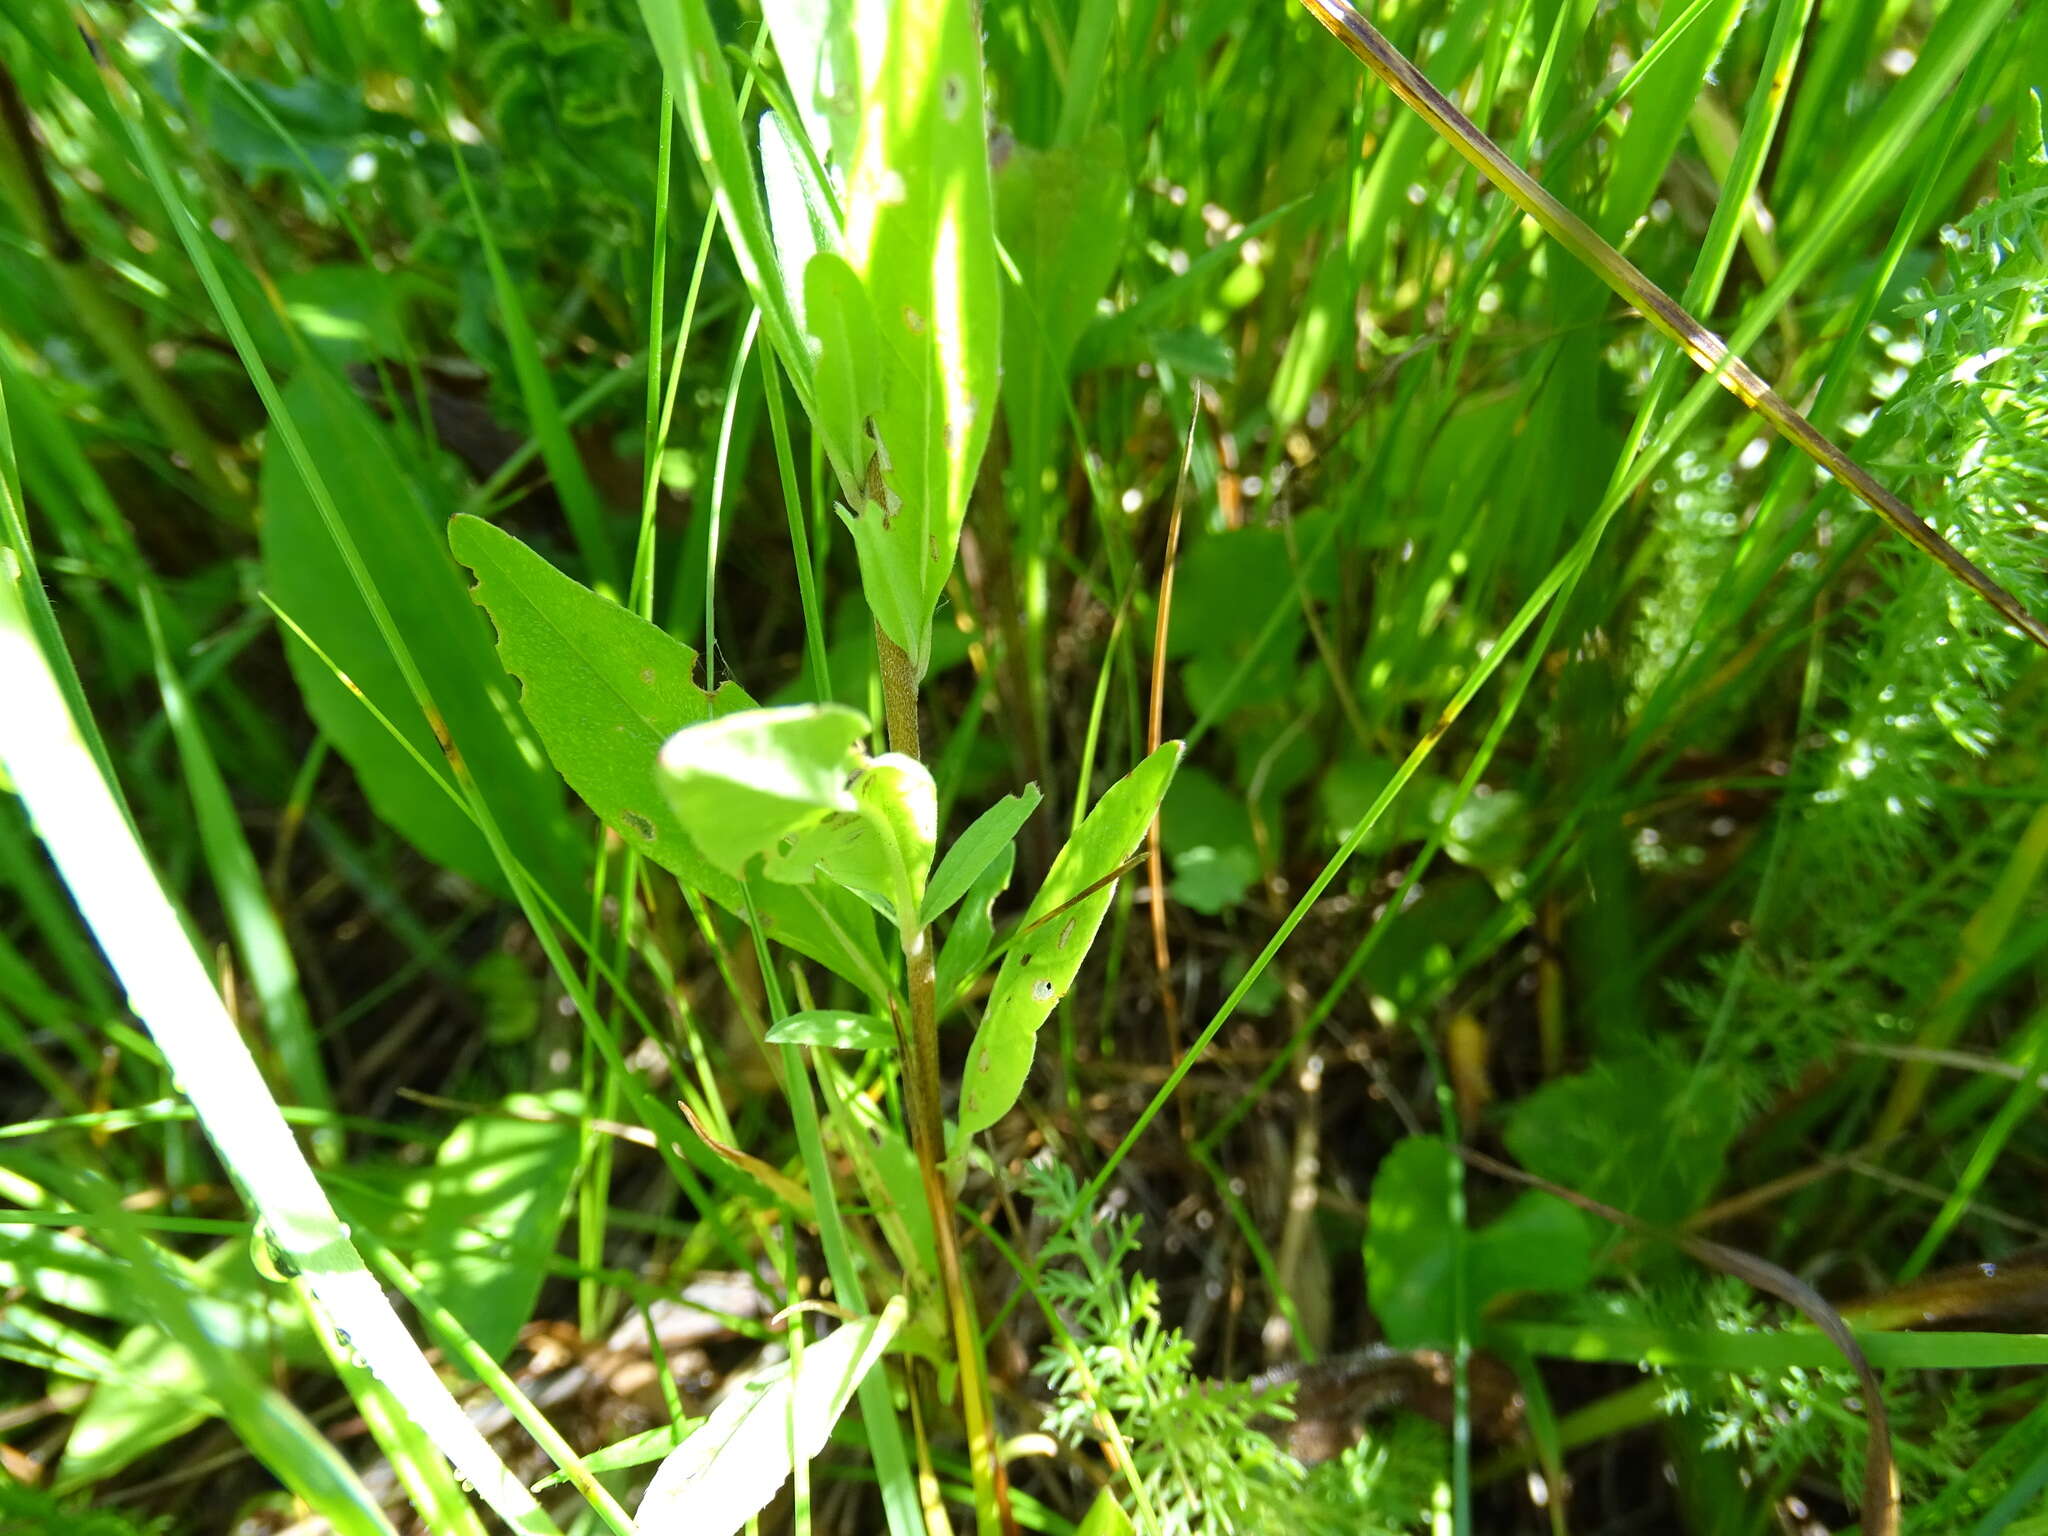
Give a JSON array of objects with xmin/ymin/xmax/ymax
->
[
  {"xmin": 957, "ymin": 742, "xmax": 1181, "ymax": 1138},
  {"xmin": 1365, "ymin": 1136, "xmax": 1593, "ymax": 1350},
  {"xmin": 636, "ymin": 1298, "xmax": 906, "ymax": 1536},
  {"xmin": 765, "ymin": 1009, "xmax": 895, "ymax": 1050},
  {"xmin": 921, "ymin": 784, "xmax": 1042, "ymax": 925},
  {"xmin": 449, "ymin": 515, "xmax": 884, "ymax": 984}
]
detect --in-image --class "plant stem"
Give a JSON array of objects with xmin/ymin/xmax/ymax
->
[
  {"xmin": 875, "ymin": 625, "xmax": 1009, "ymax": 1536},
  {"xmin": 876, "ymin": 624, "xmax": 922, "ymax": 761}
]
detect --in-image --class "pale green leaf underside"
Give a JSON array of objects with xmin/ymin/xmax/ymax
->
[{"xmin": 656, "ymin": 703, "xmax": 868, "ymax": 879}]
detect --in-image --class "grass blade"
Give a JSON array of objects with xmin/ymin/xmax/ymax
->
[{"xmin": 1296, "ymin": 0, "xmax": 2048, "ymax": 651}]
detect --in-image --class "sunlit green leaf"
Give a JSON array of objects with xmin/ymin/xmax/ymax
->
[
  {"xmin": 765, "ymin": 1010, "xmax": 896, "ymax": 1049},
  {"xmin": 409, "ymin": 1090, "xmax": 583, "ymax": 1362},
  {"xmin": 656, "ymin": 704, "xmax": 868, "ymax": 880},
  {"xmin": 636, "ymin": 1298, "xmax": 905, "ymax": 1536},
  {"xmin": 533, "ymin": 1419, "xmax": 702, "ymax": 1489},
  {"xmin": 957, "ymin": 742, "xmax": 1181, "ymax": 1138},
  {"xmin": 837, "ymin": 0, "xmax": 1001, "ymax": 676},
  {"xmin": 450, "ymin": 514, "xmax": 885, "ymax": 984}
]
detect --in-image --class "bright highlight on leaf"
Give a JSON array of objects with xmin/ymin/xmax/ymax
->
[
  {"xmin": 656, "ymin": 704, "xmax": 868, "ymax": 879},
  {"xmin": 635, "ymin": 1297, "xmax": 906, "ymax": 1536},
  {"xmin": 656, "ymin": 705, "xmax": 939, "ymax": 934}
]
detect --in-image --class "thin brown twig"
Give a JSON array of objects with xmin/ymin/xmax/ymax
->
[{"xmin": 1144, "ymin": 392, "xmax": 1201, "ymax": 1106}]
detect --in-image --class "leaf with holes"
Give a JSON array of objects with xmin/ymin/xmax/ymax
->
[
  {"xmin": 450, "ymin": 515, "xmax": 884, "ymax": 985},
  {"xmin": 957, "ymin": 742, "xmax": 1181, "ymax": 1138}
]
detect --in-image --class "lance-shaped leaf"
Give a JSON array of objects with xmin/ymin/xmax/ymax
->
[
  {"xmin": 838, "ymin": 0, "xmax": 1002, "ymax": 676},
  {"xmin": 801, "ymin": 252, "xmax": 888, "ymax": 512},
  {"xmin": 263, "ymin": 375, "xmax": 582, "ymax": 902},
  {"xmin": 449, "ymin": 515, "xmax": 884, "ymax": 985},
  {"xmin": 957, "ymin": 742, "xmax": 1182, "ymax": 1138},
  {"xmin": 637, "ymin": 1297, "xmax": 906, "ymax": 1536},
  {"xmin": 921, "ymin": 784, "xmax": 1042, "ymax": 926}
]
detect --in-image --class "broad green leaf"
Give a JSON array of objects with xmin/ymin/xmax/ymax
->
[
  {"xmin": 1160, "ymin": 767, "xmax": 1259, "ymax": 916},
  {"xmin": 58, "ymin": 1243, "xmax": 315, "ymax": 1491},
  {"xmin": 1365, "ymin": 1137, "xmax": 1593, "ymax": 1351},
  {"xmin": 838, "ymin": 0, "xmax": 1001, "ymax": 676},
  {"xmin": 656, "ymin": 704, "xmax": 867, "ymax": 879},
  {"xmin": 1503, "ymin": 1055, "xmax": 1744, "ymax": 1227},
  {"xmin": 920, "ymin": 784, "xmax": 1042, "ymax": 925},
  {"xmin": 957, "ymin": 742, "xmax": 1181, "ymax": 1138},
  {"xmin": 409, "ymin": 1090, "xmax": 583, "ymax": 1362},
  {"xmin": 60, "ymin": 1321, "xmax": 215, "ymax": 1490},
  {"xmin": 534, "ymin": 1419, "xmax": 702, "ymax": 1489},
  {"xmin": 636, "ymin": 1298, "xmax": 906, "ymax": 1535},
  {"xmin": 449, "ymin": 514, "xmax": 884, "ymax": 985},
  {"xmin": 995, "ymin": 127, "xmax": 1128, "ymax": 473},
  {"xmin": 261, "ymin": 373, "xmax": 581, "ymax": 901},
  {"xmin": 765, "ymin": 1009, "xmax": 895, "ymax": 1049},
  {"xmin": 936, "ymin": 839, "xmax": 1013, "ymax": 1012}
]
